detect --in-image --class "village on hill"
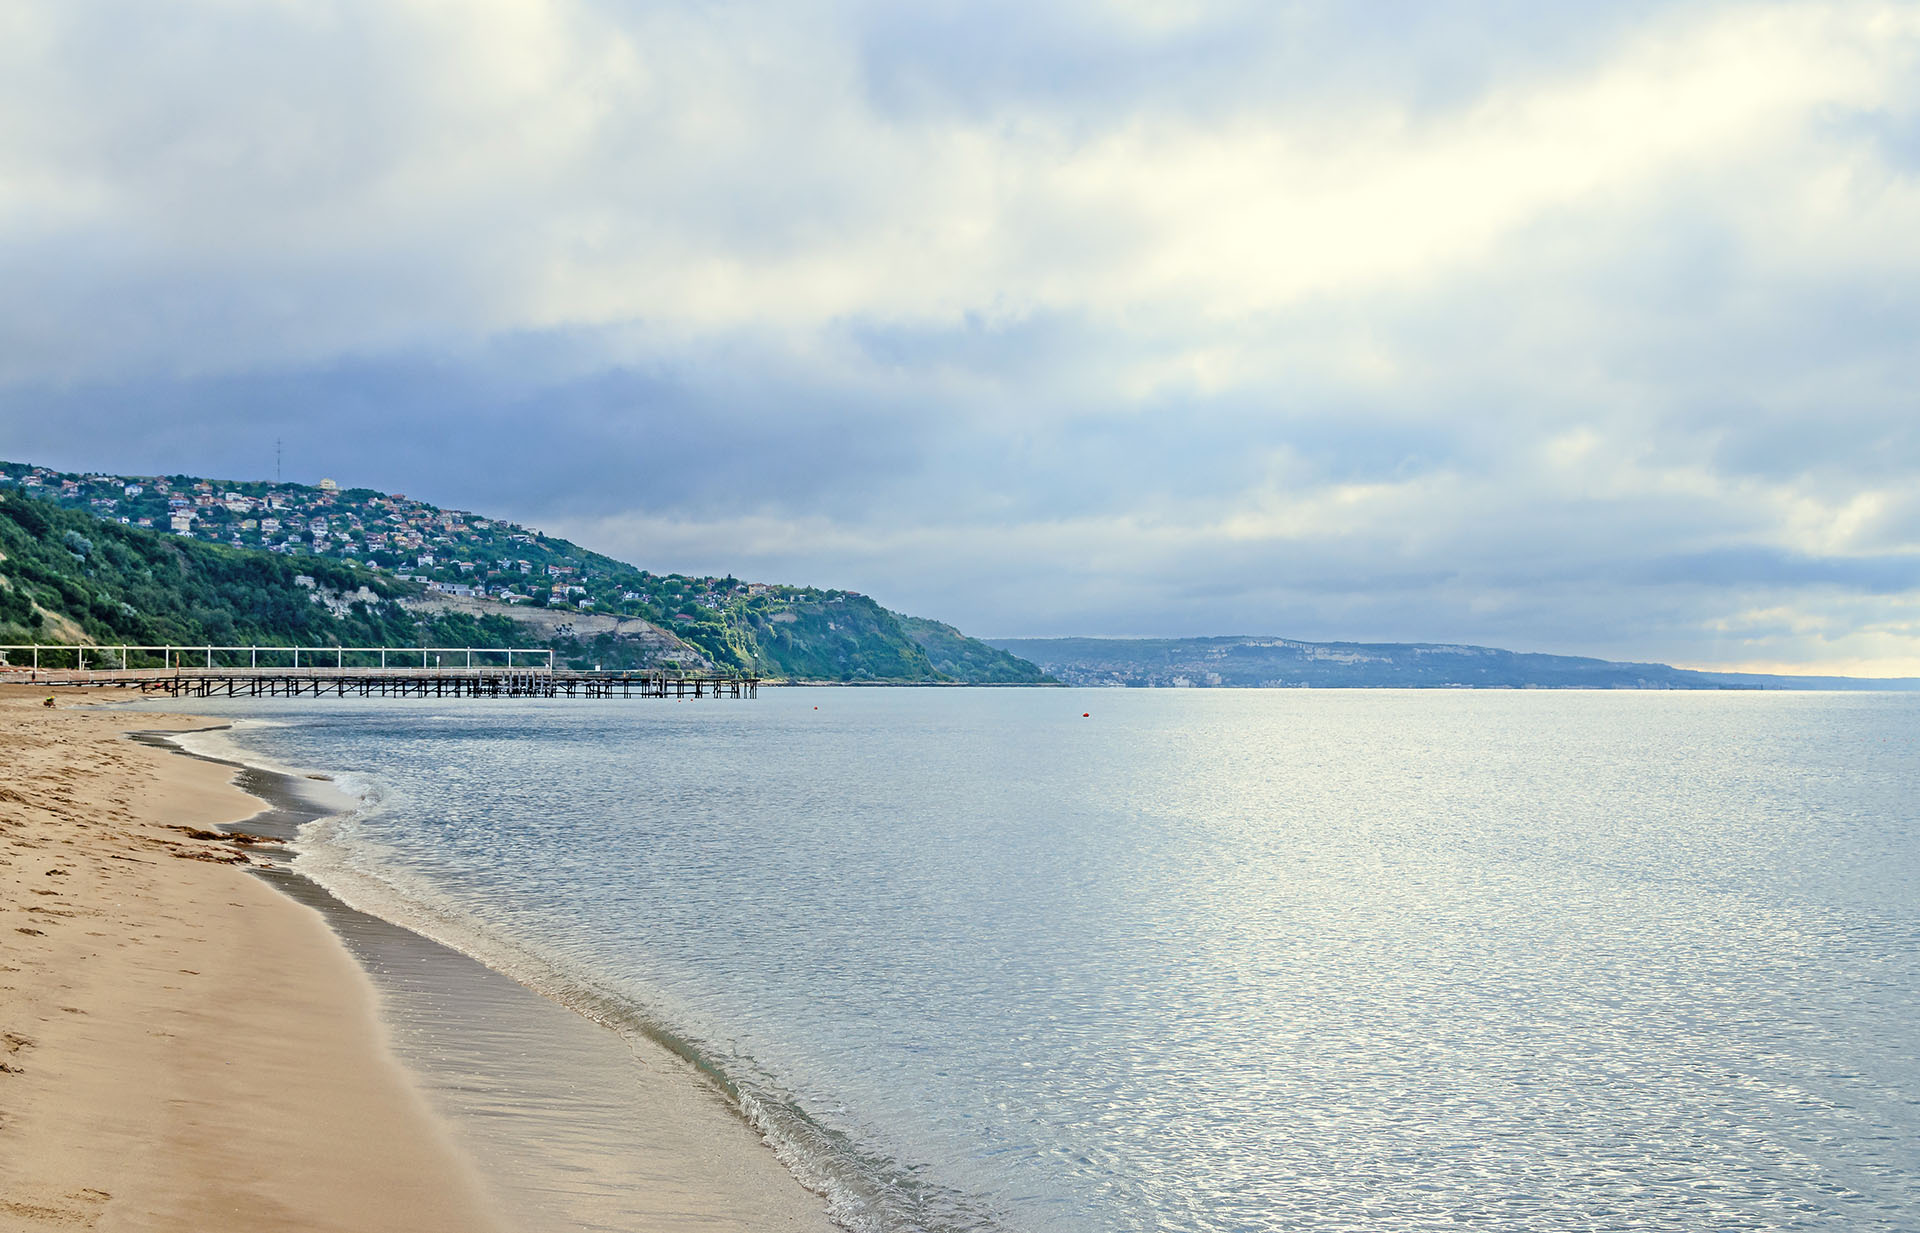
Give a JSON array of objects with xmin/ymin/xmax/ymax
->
[
  {"xmin": 0, "ymin": 460, "xmax": 770, "ymax": 621},
  {"xmin": 0, "ymin": 458, "xmax": 1049, "ymax": 684}
]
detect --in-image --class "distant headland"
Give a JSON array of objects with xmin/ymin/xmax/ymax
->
[{"xmin": 988, "ymin": 636, "xmax": 1920, "ymax": 691}]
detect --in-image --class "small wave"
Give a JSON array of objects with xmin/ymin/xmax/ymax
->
[
  {"xmin": 158, "ymin": 722, "xmax": 363, "ymax": 831},
  {"xmin": 283, "ymin": 794, "xmax": 1001, "ymax": 1231},
  {"xmin": 172, "ymin": 720, "xmax": 334, "ymax": 780},
  {"xmin": 294, "ymin": 825, "xmax": 996, "ymax": 1231},
  {"xmin": 195, "ymin": 721, "xmax": 1010, "ymax": 1233}
]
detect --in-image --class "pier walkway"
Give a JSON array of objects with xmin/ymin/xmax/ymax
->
[{"xmin": 0, "ymin": 644, "xmax": 758, "ymax": 700}]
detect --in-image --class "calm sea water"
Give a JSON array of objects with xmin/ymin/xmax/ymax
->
[{"xmin": 185, "ymin": 689, "xmax": 1918, "ymax": 1232}]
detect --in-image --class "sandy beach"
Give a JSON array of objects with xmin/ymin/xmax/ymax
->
[
  {"xmin": 0, "ymin": 685, "xmax": 506, "ymax": 1231},
  {"xmin": 0, "ymin": 685, "xmax": 844, "ymax": 1233}
]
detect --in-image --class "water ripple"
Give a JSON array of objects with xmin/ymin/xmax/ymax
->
[{"xmin": 189, "ymin": 689, "xmax": 1920, "ymax": 1233}]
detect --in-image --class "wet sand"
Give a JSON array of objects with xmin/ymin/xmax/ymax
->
[
  {"xmin": 159, "ymin": 725, "xmax": 841, "ymax": 1233},
  {"xmin": 1, "ymin": 685, "xmax": 840, "ymax": 1233},
  {"xmin": 0, "ymin": 684, "xmax": 504, "ymax": 1231}
]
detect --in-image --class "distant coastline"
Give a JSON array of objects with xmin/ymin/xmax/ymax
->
[{"xmin": 986, "ymin": 635, "xmax": 1920, "ymax": 691}]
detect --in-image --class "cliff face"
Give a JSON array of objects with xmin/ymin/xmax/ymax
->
[
  {"xmin": 402, "ymin": 593, "xmax": 712, "ymax": 670},
  {"xmin": 409, "ymin": 589, "xmax": 955, "ymax": 680}
]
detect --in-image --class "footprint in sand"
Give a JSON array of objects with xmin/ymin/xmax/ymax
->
[
  {"xmin": 0, "ymin": 1188, "xmax": 111, "ymax": 1227},
  {"xmin": 0, "ymin": 1032, "xmax": 33, "ymax": 1075}
]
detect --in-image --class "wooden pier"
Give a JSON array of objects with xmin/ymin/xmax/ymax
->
[
  {"xmin": 0, "ymin": 644, "xmax": 757, "ymax": 701},
  {"xmin": 61, "ymin": 669, "xmax": 758, "ymax": 700}
]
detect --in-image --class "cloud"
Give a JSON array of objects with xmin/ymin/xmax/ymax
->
[{"xmin": 2, "ymin": 0, "xmax": 1919, "ymax": 672}]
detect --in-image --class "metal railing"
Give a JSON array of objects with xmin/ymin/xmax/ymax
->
[{"xmin": 0, "ymin": 644, "xmax": 555, "ymax": 672}]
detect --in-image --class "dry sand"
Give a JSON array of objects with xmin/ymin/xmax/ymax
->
[{"xmin": 0, "ymin": 685, "xmax": 505, "ymax": 1232}]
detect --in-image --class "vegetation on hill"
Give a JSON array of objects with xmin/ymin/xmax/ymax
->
[
  {"xmin": 0, "ymin": 490, "xmax": 522, "ymax": 656},
  {"xmin": 0, "ymin": 467, "xmax": 1046, "ymax": 683},
  {"xmin": 898, "ymin": 616, "xmax": 1053, "ymax": 684},
  {"xmin": 728, "ymin": 590, "xmax": 939, "ymax": 680},
  {"xmin": 0, "ymin": 459, "xmax": 811, "ymax": 664}
]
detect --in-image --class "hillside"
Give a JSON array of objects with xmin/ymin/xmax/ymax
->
[
  {"xmin": 985, "ymin": 635, "xmax": 1913, "ymax": 690},
  {"xmin": 0, "ymin": 462, "xmax": 1045, "ymax": 682},
  {"xmin": 0, "ymin": 491, "xmax": 528, "ymax": 655},
  {"xmin": 897, "ymin": 616, "xmax": 1052, "ymax": 684}
]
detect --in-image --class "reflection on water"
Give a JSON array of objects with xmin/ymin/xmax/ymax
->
[{"xmin": 179, "ymin": 689, "xmax": 1920, "ymax": 1232}]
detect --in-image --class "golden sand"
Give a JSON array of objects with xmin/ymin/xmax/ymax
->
[{"xmin": 0, "ymin": 686, "xmax": 505, "ymax": 1232}]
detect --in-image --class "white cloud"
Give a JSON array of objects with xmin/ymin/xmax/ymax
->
[
  {"xmin": 8, "ymin": 1, "xmax": 1916, "ymax": 366},
  {"xmin": 4, "ymin": 0, "xmax": 1920, "ymax": 673}
]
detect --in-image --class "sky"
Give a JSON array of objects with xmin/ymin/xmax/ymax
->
[{"xmin": 3, "ymin": 0, "xmax": 1918, "ymax": 674}]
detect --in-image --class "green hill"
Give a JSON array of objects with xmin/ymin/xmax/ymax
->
[
  {"xmin": 898, "ymin": 615, "xmax": 1052, "ymax": 684},
  {"xmin": 0, "ymin": 490, "xmax": 513, "ymax": 653},
  {"xmin": 0, "ymin": 464, "xmax": 1046, "ymax": 683}
]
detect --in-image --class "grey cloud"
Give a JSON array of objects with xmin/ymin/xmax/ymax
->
[
  {"xmin": 0, "ymin": 338, "xmax": 938, "ymax": 522},
  {"xmin": 4, "ymin": 0, "xmax": 1920, "ymax": 674},
  {"xmin": 1635, "ymin": 548, "xmax": 1920, "ymax": 594},
  {"xmin": 853, "ymin": 0, "xmax": 1700, "ymax": 123}
]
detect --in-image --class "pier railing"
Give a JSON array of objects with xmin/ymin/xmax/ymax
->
[{"xmin": 0, "ymin": 644, "xmax": 554, "ymax": 672}]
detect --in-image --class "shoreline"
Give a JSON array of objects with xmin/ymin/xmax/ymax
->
[
  {"xmin": 0, "ymin": 685, "xmax": 505, "ymax": 1231},
  {"xmin": 1, "ymin": 686, "xmax": 842, "ymax": 1233},
  {"xmin": 154, "ymin": 718, "xmax": 844, "ymax": 1233}
]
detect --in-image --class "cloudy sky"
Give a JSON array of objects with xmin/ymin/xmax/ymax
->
[{"xmin": 3, "ymin": 1, "xmax": 1918, "ymax": 673}]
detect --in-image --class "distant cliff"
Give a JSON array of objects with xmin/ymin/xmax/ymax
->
[{"xmin": 985, "ymin": 636, "xmax": 1915, "ymax": 690}]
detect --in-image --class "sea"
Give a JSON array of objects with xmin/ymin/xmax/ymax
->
[{"xmin": 159, "ymin": 688, "xmax": 1920, "ymax": 1232}]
